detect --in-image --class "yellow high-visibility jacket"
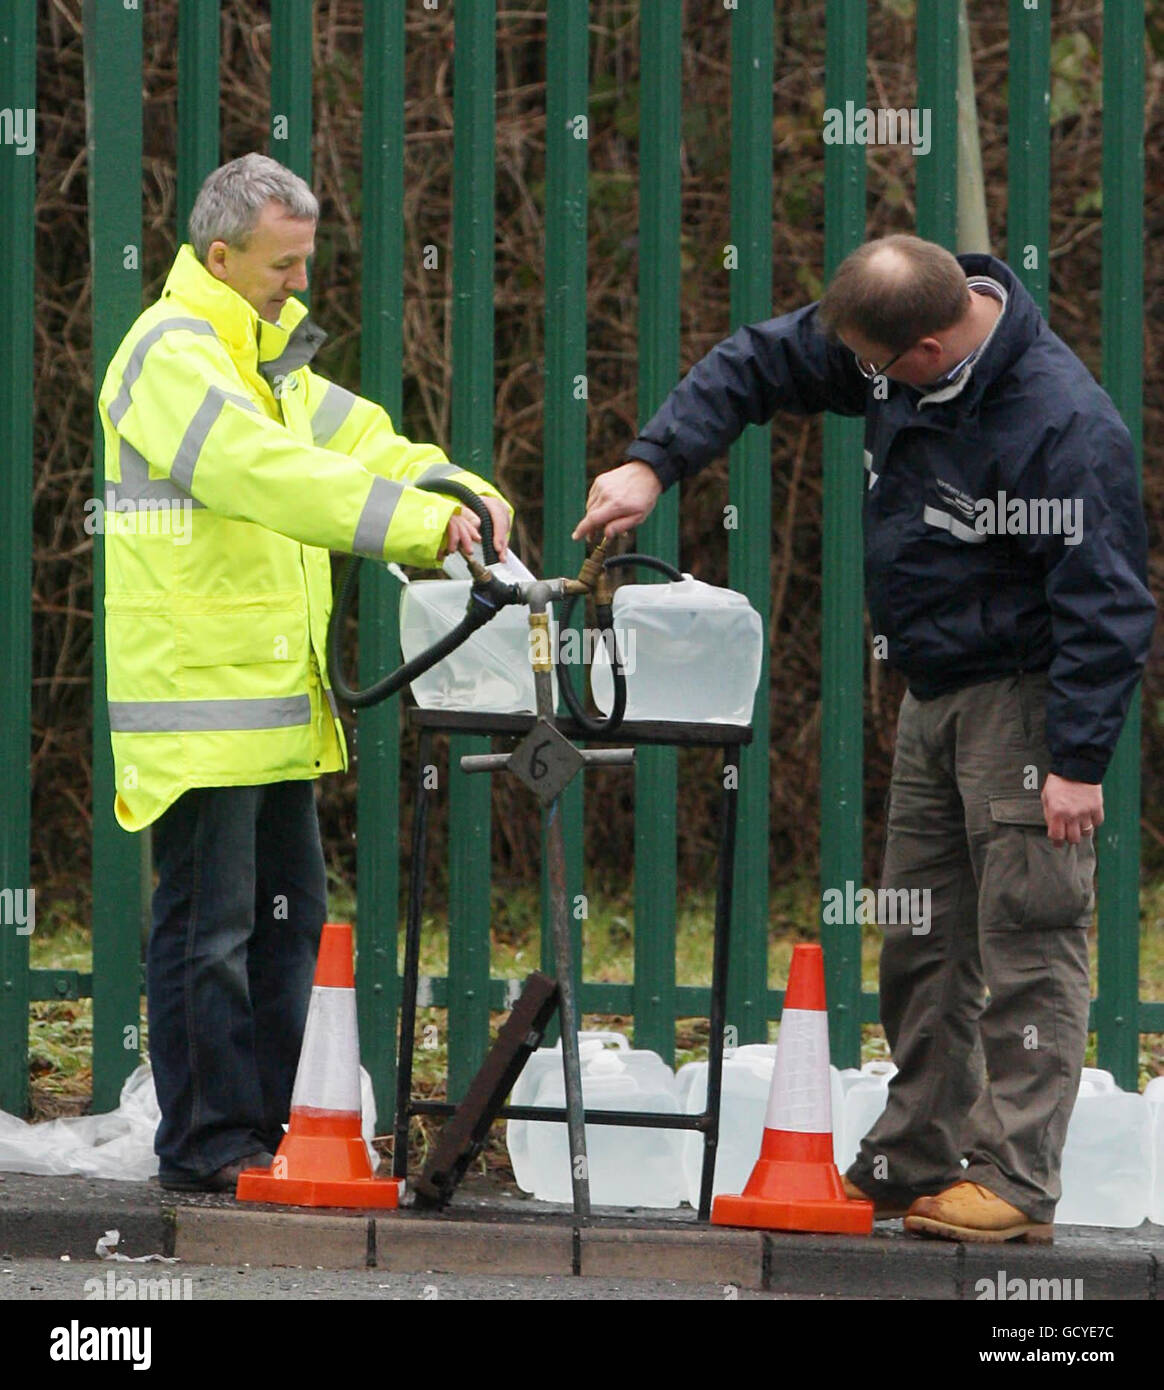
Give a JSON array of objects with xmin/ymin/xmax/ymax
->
[{"xmin": 99, "ymin": 244, "xmax": 508, "ymax": 832}]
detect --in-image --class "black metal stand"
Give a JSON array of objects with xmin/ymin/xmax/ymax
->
[{"xmin": 392, "ymin": 708, "xmax": 749, "ymax": 1222}]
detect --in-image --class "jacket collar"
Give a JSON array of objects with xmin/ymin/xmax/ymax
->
[
  {"xmin": 161, "ymin": 245, "xmax": 327, "ymax": 377},
  {"xmin": 936, "ymin": 254, "xmax": 1043, "ymax": 411}
]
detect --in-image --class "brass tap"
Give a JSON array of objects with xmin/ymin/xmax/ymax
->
[{"xmin": 573, "ymin": 536, "xmax": 609, "ymax": 594}]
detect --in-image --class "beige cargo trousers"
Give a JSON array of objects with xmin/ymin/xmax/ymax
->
[{"xmin": 844, "ymin": 672, "xmax": 1095, "ymax": 1223}]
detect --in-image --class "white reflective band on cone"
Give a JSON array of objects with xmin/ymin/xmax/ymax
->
[
  {"xmin": 763, "ymin": 1007, "xmax": 832, "ymax": 1133},
  {"xmin": 289, "ymin": 985, "xmax": 363, "ymax": 1114}
]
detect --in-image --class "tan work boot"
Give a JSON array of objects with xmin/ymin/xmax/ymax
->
[
  {"xmin": 840, "ymin": 1175, "xmax": 914, "ymax": 1220},
  {"xmin": 904, "ymin": 1181, "xmax": 1053, "ymax": 1244}
]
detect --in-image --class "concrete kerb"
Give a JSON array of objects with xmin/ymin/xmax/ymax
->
[{"xmin": 1, "ymin": 1174, "xmax": 1162, "ymax": 1297}]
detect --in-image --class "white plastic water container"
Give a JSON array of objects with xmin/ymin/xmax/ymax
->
[
  {"xmin": 1146, "ymin": 1076, "xmax": 1164, "ymax": 1226},
  {"xmin": 523, "ymin": 1041, "xmax": 683, "ymax": 1207},
  {"xmin": 1057, "ymin": 1070, "xmax": 1152, "ymax": 1227},
  {"xmin": 675, "ymin": 1046, "xmax": 847, "ymax": 1207},
  {"xmin": 834, "ymin": 1059, "xmax": 898, "ymax": 1173},
  {"xmin": 507, "ymin": 1032, "xmax": 637, "ymax": 1193},
  {"xmin": 589, "ymin": 576, "xmax": 763, "ymax": 725},
  {"xmin": 397, "ymin": 549, "xmax": 556, "ymax": 714}
]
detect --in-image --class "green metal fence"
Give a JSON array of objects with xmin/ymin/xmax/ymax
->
[{"xmin": 1, "ymin": 2, "xmax": 1159, "ymax": 1126}]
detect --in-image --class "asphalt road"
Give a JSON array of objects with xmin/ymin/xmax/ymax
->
[{"xmin": 1, "ymin": 1256, "xmax": 791, "ymax": 1300}]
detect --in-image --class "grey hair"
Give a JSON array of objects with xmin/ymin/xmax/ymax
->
[{"xmin": 188, "ymin": 153, "xmax": 318, "ymax": 261}]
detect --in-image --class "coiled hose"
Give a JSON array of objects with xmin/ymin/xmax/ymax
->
[{"xmin": 554, "ymin": 552, "xmax": 683, "ymax": 736}]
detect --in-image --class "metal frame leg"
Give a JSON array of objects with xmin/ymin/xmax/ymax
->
[
  {"xmin": 547, "ymin": 793, "xmax": 591, "ymax": 1222},
  {"xmin": 394, "ymin": 727, "xmax": 434, "ymax": 1181},
  {"xmin": 697, "ymin": 742, "xmax": 740, "ymax": 1221}
]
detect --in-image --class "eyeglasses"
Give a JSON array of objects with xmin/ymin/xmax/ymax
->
[{"xmin": 854, "ymin": 345, "xmax": 910, "ymax": 381}]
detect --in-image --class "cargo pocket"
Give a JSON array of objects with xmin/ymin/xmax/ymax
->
[{"xmin": 980, "ymin": 794, "xmax": 1095, "ymax": 931}]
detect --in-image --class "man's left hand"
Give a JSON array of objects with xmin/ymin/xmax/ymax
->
[{"xmin": 1042, "ymin": 773, "xmax": 1103, "ymax": 846}]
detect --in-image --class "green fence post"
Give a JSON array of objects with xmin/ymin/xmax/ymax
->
[
  {"xmin": 1097, "ymin": 2, "xmax": 1144, "ymax": 1091},
  {"xmin": 726, "ymin": 0, "xmax": 774, "ymax": 1049},
  {"xmin": 356, "ymin": 0, "xmax": 406, "ymax": 1129},
  {"xmin": 1006, "ymin": 0, "xmax": 1050, "ymax": 314},
  {"xmin": 84, "ymin": 0, "xmax": 145, "ymax": 1111},
  {"xmin": 177, "ymin": 0, "xmax": 221, "ymax": 240},
  {"xmin": 447, "ymin": 0, "xmax": 496, "ymax": 1099},
  {"xmin": 632, "ymin": 2, "xmax": 681, "ymax": 1065},
  {"xmin": 819, "ymin": 0, "xmax": 866, "ymax": 1069},
  {"xmin": 270, "ymin": 0, "xmax": 313, "ymax": 186},
  {"xmin": 916, "ymin": 0, "xmax": 959, "ymax": 250},
  {"xmin": 539, "ymin": 0, "xmax": 589, "ymax": 1036},
  {"xmin": 0, "ymin": 2, "xmax": 36, "ymax": 1116}
]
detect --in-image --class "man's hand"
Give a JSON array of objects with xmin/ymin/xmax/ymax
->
[
  {"xmin": 441, "ymin": 495, "xmax": 511, "ymax": 562},
  {"xmin": 1042, "ymin": 772, "xmax": 1103, "ymax": 846},
  {"xmin": 572, "ymin": 461, "xmax": 663, "ymax": 541}
]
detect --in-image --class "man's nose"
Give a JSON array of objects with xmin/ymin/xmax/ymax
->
[{"xmin": 287, "ymin": 263, "xmax": 308, "ymax": 290}]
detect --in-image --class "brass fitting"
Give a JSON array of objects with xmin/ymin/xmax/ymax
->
[
  {"xmin": 573, "ymin": 536, "xmax": 609, "ymax": 594},
  {"xmin": 527, "ymin": 612, "xmax": 553, "ymax": 672}
]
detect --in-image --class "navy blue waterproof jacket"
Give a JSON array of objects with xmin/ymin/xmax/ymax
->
[{"xmin": 625, "ymin": 254, "xmax": 1155, "ymax": 784}]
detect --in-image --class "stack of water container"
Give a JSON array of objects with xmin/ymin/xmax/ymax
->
[{"xmin": 506, "ymin": 1035, "xmax": 1164, "ymax": 1226}]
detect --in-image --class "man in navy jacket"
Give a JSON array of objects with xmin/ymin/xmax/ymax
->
[{"xmin": 573, "ymin": 234, "xmax": 1155, "ymax": 1241}]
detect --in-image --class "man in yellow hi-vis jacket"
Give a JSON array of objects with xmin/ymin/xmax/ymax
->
[{"xmin": 98, "ymin": 154, "xmax": 511, "ymax": 1190}]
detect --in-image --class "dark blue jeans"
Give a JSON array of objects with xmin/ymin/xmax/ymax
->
[{"xmin": 147, "ymin": 781, "xmax": 327, "ymax": 1181}]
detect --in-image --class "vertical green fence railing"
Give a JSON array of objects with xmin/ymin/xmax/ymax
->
[
  {"xmin": 271, "ymin": 0, "xmax": 313, "ymax": 187},
  {"xmin": 1097, "ymin": 3, "xmax": 1145, "ymax": 1089},
  {"xmin": 819, "ymin": 0, "xmax": 867, "ymax": 1068},
  {"xmin": 356, "ymin": 0, "xmax": 406, "ymax": 1127},
  {"xmin": 916, "ymin": 0, "xmax": 959, "ymax": 250},
  {"xmin": 446, "ymin": 0, "xmax": 497, "ymax": 1100},
  {"xmin": 0, "ymin": 2, "xmax": 35, "ymax": 1116},
  {"xmin": 631, "ymin": 1, "xmax": 681, "ymax": 1066},
  {"xmin": 1006, "ymin": 0, "xmax": 1050, "ymax": 317},
  {"xmin": 539, "ymin": 0, "xmax": 589, "ymax": 1040},
  {"xmin": 84, "ymin": 0, "xmax": 145, "ymax": 1112},
  {"xmin": 177, "ymin": 0, "xmax": 221, "ymax": 237},
  {"xmin": 727, "ymin": 0, "xmax": 773, "ymax": 1049}
]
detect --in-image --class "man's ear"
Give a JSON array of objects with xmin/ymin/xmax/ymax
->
[
  {"xmin": 916, "ymin": 336, "xmax": 945, "ymax": 366},
  {"xmin": 205, "ymin": 240, "xmax": 230, "ymax": 283}
]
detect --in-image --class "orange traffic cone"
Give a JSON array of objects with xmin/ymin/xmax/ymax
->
[
  {"xmin": 711, "ymin": 943, "xmax": 873, "ymax": 1234},
  {"xmin": 236, "ymin": 922, "xmax": 402, "ymax": 1209}
]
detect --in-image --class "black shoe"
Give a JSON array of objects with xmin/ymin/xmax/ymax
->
[{"xmin": 158, "ymin": 1150, "xmax": 275, "ymax": 1193}]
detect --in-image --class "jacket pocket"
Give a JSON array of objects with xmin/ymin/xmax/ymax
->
[
  {"xmin": 175, "ymin": 609, "xmax": 307, "ymax": 668},
  {"xmin": 980, "ymin": 794, "xmax": 1095, "ymax": 930}
]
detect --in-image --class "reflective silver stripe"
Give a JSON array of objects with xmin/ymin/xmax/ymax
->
[
  {"xmin": 417, "ymin": 463, "xmax": 461, "ymax": 484},
  {"xmin": 106, "ymin": 439, "xmax": 205, "ymax": 510},
  {"xmin": 171, "ymin": 387, "xmax": 258, "ymax": 491},
  {"xmin": 108, "ymin": 695, "xmax": 312, "ymax": 734},
  {"xmin": 922, "ymin": 504, "xmax": 986, "ymax": 545},
  {"xmin": 108, "ymin": 318, "xmax": 218, "ymax": 427},
  {"xmin": 353, "ymin": 475, "xmax": 405, "ymax": 558},
  {"xmin": 259, "ymin": 317, "xmax": 328, "ymax": 380},
  {"xmin": 311, "ymin": 382, "xmax": 357, "ymax": 445},
  {"xmin": 324, "ymin": 687, "xmax": 338, "ymax": 717}
]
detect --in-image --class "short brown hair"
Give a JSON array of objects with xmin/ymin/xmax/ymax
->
[{"xmin": 817, "ymin": 234, "xmax": 971, "ymax": 353}]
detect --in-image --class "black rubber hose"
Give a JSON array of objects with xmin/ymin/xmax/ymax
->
[
  {"xmin": 602, "ymin": 552, "xmax": 684, "ymax": 582},
  {"xmin": 327, "ymin": 477, "xmax": 504, "ymax": 709},
  {"xmin": 417, "ymin": 478, "xmax": 500, "ymax": 566},
  {"xmin": 554, "ymin": 552, "xmax": 683, "ymax": 735},
  {"xmin": 555, "ymin": 592, "xmax": 627, "ymax": 736}
]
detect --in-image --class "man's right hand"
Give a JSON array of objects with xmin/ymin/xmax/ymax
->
[{"xmin": 571, "ymin": 461, "xmax": 663, "ymax": 541}]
